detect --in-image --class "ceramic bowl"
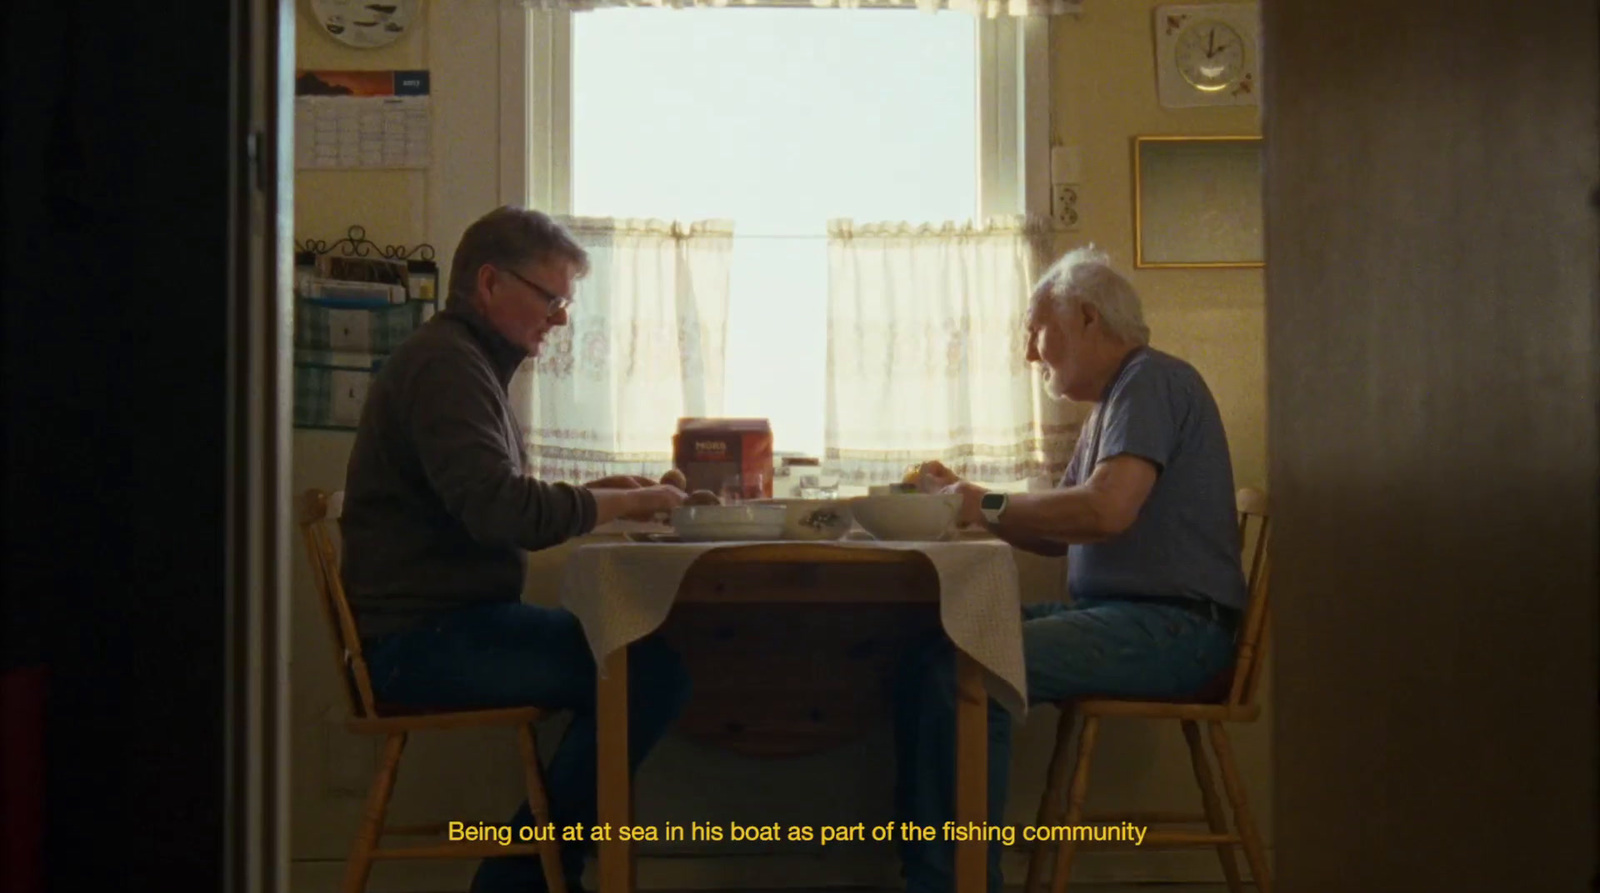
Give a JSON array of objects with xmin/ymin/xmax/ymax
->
[
  {"xmin": 670, "ymin": 503, "xmax": 787, "ymax": 541},
  {"xmin": 846, "ymin": 493, "xmax": 964, "ymax": 541},
  {"xmin": 749, "ymin": 498, "xmax": 854, "ymax": 541}
]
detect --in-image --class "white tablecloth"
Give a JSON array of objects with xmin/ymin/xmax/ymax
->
[{"xmin": 558, "ymin": 539, "xmax": 1029, "ymax": 716}]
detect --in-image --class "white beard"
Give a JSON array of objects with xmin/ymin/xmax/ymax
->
[{"xmin": 1041, "ymin": 366, "xmax": 1070, "ymax": 401}]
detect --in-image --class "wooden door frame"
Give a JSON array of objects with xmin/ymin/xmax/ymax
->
[{"xmin": 225, "ymin": 0, "xmax": 295, "ymax": 890}]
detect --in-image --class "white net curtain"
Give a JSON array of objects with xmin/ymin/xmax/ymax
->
[
  {"xmin": 823, "ymin": 216, "xmax": 1079, "ymax": 487},
  {"xmin": 513, "ymin": 217, "xmax": 735, "ymax": 483},
  {"xmin": 503, "ymin": 0, "xmax": 1081, "ymax": 483},
  {"xmin": 510, "ymin": 0, "xmax": 1081, "ymax": 16}
]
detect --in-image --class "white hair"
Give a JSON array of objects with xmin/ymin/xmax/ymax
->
[{"xmin": 1030, "ymin": 244, "xmax": 1150, "ymax": 345}]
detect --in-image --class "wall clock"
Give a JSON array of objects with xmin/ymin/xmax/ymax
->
[
  {"xmin": 1154, "ymin": 4, "xmax": 1260, "ymax": 108},
  {"xmin": 309, "ymin": 0, "xmax": 420, "ymax": 49}
]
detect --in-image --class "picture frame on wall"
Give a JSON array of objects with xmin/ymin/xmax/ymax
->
[{"xmin": 1133, "ymin": 135, "xmax": 1264, "ymax": 269}]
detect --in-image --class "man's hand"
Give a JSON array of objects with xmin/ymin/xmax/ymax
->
[
  {"xmin": 584, "ymin": 474, "xmax": 658, "ymax": 490},
  {"xmin": 942, "ymin": 480, "xmax": 990, "ymax": 527},
  {"xmin": 618, "ymin": 484, "xmax": 687, "ymax": 521},
  {"xmin": 587, "ymin": 483, "xmax": 687, "ymax": 526}
]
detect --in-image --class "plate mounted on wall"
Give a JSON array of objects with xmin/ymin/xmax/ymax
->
[{"xmin": 309, "ymin": 0, "xmax": 420, "ymax": 50}]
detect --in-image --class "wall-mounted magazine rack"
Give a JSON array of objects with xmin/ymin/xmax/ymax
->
[{"xmin": 292, "ymin": 225, "xmax": 439, "ymax": 431}]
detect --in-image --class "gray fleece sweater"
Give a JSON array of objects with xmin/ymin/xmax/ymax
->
[{"xmin": 338, "ymin": 303, "xmax": 598, "ymax": 640}]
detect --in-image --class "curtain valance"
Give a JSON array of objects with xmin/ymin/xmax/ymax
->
[{"xmin": 510, "ymin": 0, "xmax": 1081, "ymax": 17}]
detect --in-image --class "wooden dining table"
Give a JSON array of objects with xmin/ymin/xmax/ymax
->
[{"xmin": 560, "ymin": 538, "xmax": 1026, "ymax": 893}]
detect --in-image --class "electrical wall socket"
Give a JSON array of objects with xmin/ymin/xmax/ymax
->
[{"xmin": 1052, "ymin": 183, "xmax": 1080, "ymax": 229}]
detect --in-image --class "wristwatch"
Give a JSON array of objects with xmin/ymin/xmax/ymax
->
[{"xmin": 979, "ymin": 491, "xmax": 1008, "ymax": 525}]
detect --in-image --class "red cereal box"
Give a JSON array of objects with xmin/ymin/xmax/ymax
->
[{"xmin": 672, "ymin": 418, "xmax": 774, "ymax": 499}]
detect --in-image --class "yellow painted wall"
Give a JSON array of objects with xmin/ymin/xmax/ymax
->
[
  {"xmin": 1018, "ymin": 7, "xmax": 1272, "ymax": 885},
  {"xmin": 293, "ymin": 0, "xmax": 429, "ymax": 251},
  {"xmin": 288, "ymin": 3, "xmax": 454, "ymax": 889},
  {"xmin": 288, "ymin": 2, "xmax": 1271, "ymax": 889},
  {"xmin": 1051, "ymin": 3, "xmax": 1267, "ymax": 493}
]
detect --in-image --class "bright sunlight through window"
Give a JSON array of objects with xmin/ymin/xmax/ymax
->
[{"xmin": 572, "ymin": 8, "xmax": 978, "ymax": 458}]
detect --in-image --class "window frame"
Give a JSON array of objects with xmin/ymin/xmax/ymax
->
[{"xmin": 496, "ymin": 5, "xmax": 1051, "ymax": 221}]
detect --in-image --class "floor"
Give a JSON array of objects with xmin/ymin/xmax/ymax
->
[
  {"xmin": 390, "ymin": 890, "xmax": 1242, "ymax": 893},
  {"xmin": 406, "ymin": 889, "xmax": 1245, "ymax": 893},
  {"xmin": 409, "ymin": 883, "xmax": 1245, "ymax": 893}
]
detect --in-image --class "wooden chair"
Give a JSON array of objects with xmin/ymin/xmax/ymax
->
[
  {"xmin": 297, "ymin": 488, "xmax": 569, "ymax": 893},
  {"xmin": 1023, "ymin": 487, "xmax": 1273, "ymax": 893}
]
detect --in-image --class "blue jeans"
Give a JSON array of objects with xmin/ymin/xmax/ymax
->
[
  {"xmin": 363, "ymin": 602, "xmax": 691, "ymax": 893},
  {"xmin": 892, "ymin": 598, "xmax": 1238, "ymax": 893}
]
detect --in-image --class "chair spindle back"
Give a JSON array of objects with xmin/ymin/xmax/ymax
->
[
  {"xmin": 297, "ymin": 488, "xmax": 379, "ymax": 718},
  {"xmin": 1226, "ymin": 487, "xmax": 1272, "ymax": 708}
]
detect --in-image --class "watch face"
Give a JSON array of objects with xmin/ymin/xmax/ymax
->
[
  {"xmin": 1174, "ymin": 19, "xmax": 1246, "ymax": 91},
  {"xmin": 980, "ymin": 492, "xmax": 1007, "ymax": 511}
]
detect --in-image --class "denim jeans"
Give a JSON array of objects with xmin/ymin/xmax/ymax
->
[
  {"xmin": 363, "ymin": 601, "xmax": 691, "ymax": 893},
  {"xmin": 892, "ymin": 598, "xmax": 1238, "ymax": 893}
]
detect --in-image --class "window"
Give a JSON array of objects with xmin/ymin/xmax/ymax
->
[{"xmin": 508, "ymin": 5, "xmax": 1048, "ymax": 458}]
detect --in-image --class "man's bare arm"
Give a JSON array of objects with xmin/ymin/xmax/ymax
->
[
  {"xmin": 982, "ymin": 455, "xmax": 1158, "ymax": 547},
  {"xmin": 982, "ymin": 523, "xmax": 1070, "ymax": 557}
]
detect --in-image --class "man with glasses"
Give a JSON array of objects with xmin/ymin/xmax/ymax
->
[{"xmin": 340, "ymin": 206, "xmax": 690, "ymax": 893}]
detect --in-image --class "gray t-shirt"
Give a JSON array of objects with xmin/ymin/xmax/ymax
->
[{"xmin": 1062, "ymin": 347, "xmax": 1246, "ymax": 610}]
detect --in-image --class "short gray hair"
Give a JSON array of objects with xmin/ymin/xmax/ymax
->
[
  {"xmin": 1030, "ymin": 244, "xmax": 1150, "ymax": 345},
  {"xmin": 447, "ymin": 206, "xmax": 590, "ymax": 308}
]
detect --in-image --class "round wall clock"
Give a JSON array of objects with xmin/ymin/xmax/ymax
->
[
  {"xmin": 1173, "ymin": 19, "xmax": 1246, "ymax": 91},
  {"xmin": 309, "ymin": 0, "xmax": 420, "ymax": 49},
  {"xmin": 1155, "ymin": 3, "xmax": 1260, "ymax": 109}
]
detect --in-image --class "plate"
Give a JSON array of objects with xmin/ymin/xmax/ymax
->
[
  {"xmin": 310, "ymin": 0, "xmax": 419, "ymax": 49},
  {"xmin": 670, "ymin": 504, "xmax": 787, "ymax": 542}
]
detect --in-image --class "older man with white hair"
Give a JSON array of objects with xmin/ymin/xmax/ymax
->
[{"xmin": 892, "ymin": 245, "xmax": 1246, "ymax": 893}]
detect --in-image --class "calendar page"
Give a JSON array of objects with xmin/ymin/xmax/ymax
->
[{"xmin": 294, "ymin": 69, "xmax": 430, "ymax": 170}]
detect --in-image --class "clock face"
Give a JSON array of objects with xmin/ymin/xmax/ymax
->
[{"xmin": 1174, "ymin": 19, "xmax": 1246, "ymax": 91}]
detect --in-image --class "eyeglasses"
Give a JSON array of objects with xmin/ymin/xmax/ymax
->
[{"xmin": 500, "ymin": 267, "xmax": 573, "ymax": 315}]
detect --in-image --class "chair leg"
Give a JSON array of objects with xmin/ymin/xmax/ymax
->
[
  {"xmin": 517, "ymin": 723, "xmax": 568, "ymax": 893},
  {"xmin": 1182, "ymin": 720, "xmax": 1243, "ymax": 893},
  {"xmin": 343, "ymin": 733, "xmax": 406, "ymax": 893},
  {"xmin": 1207, "ymin": 722, "xmax": 1271, "ymax": 893},
  {"xmin": 1024, "ymin": 704, "xmax": 1077, "ymax": 893},
  {"xmin": 1048, "ymin": 716, "xmax": 1099, "ymax": 893}
]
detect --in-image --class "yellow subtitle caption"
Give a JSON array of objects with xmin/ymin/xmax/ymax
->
[{"xmin": 448, "ymin": 820, "xmax": 1148, "ymax": 847}]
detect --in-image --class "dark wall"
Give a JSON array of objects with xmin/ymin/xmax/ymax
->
[
  {"xmin": 1263, "ymin": 0, "xmax": 1600, "ymax": 889},
  {"xmin": 2, "ymin": 1, "xmax": 238, "ymax": 889}
]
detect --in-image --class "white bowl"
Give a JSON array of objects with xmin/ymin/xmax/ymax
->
[
  {"xmin": 670, "ymin": 503, "xmax": 787, "ymax": 542},
  {"xmin": 847, "ymin": 493, "xmax": 964, "ymax": 542},
  {"xmin": 749, "ymin": 498, "xmax": 854, "ymax": 541}
]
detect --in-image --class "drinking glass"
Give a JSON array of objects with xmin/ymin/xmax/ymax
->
[
  {"xmin": 798, "ymin": 472, "xmax": 840, "ymax": 500},
  {"xmin": 721, "ymin": 472, "xmax": 765, "ymax": 504}
]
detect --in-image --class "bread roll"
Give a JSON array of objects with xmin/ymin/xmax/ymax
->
[
  {"xmin": 685, "ymin": 489, "xmax": 721, "ymax": 506},
  {"xmin": 661, "ymin": 468, "xmax": 688, "ymax": 490}
]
